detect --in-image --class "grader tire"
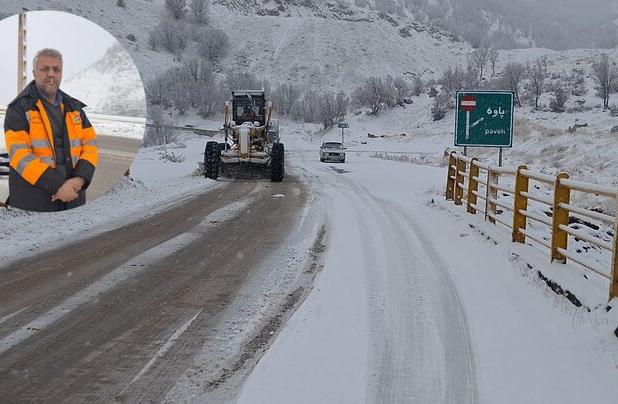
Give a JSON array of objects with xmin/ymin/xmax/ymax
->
[
  {"xmin": 204, "ymin": 141, "xmax": 220, "ymax": 180},
  {"xmin": 270, "ymin": 143, "xmax": 284, "ymax": 182}
]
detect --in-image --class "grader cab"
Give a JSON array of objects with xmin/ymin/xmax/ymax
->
[{"xmin": 204, "ymin": 90, "xmax": 284, "ymax": 182}]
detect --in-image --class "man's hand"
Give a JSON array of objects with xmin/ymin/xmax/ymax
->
[
  {"xmin": 51, "ymin": 178, "xmax": 83, "ymax": 202},
  {"xmin": 65, "ymin": 177, "xmax": 85, "ymax": 192}
]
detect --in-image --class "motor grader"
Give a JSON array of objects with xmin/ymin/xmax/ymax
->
[{"xmin": 203, "ymin": 90, "xmax": 284, "ymax": 182}]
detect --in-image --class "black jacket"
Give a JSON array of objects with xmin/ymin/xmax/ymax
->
[{"xmin": 4, "ymin": 81, "xmax": 97, "ymax": 212}]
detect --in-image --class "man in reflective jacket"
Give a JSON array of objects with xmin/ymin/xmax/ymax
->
[{"xmin": 4, "ymin": 48, "xmax": 98, "ymax": 212}]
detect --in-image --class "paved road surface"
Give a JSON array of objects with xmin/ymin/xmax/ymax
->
[
  {"xmin": 0, "ymin": 177, "xmax": 307, "ymax": 402},
  {"xmin": 88, "ymin": 135, "xmax": 142, "ymax": 201}
]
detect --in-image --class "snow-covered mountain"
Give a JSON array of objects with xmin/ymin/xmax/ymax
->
[
  {"xmin": 208, "ymin": 0, "xmax": 469, "ymax": 91},
  {"xmin": 62, "ymin": 42, "xmax": 146, "ymax": 116}
]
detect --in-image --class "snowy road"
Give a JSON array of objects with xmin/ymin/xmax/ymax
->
[
  {"xmin": 1, "ymin": 142, "xmax": 617, "ymax": 404},
  {"xmin": 238, "ymin": 150, "xmax": 618, "ymax": 404},
  {"xmin": 239, "ymin": 151, "xmax": 478, "ymax": 403},
  {"xmin": 0, "ymin": 177, "xmax": 311, "ymax": 402},
  {"xmin": 307, "ymin": 153, "xmax": 477, "ymax": 403}
]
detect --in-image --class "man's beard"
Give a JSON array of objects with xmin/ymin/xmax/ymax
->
[{"xmin": 39, "ymin": 81, "xmax": 59, "ymax": 100}]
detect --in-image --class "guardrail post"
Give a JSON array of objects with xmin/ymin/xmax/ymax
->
[
  {"xmin": 551, "ymin": 173, "xmax": 570, "ymax": 263},
  {"xmin": 512, "ymin": 165, "xmax": 529, "ymax": 243},
  {"xmin": 454, "ymin": 156, "xmax": 466, "ymax": 205},
  {"xmin": 610, "ymin": 201, "xmax": 618, "ymax": 300},
  {"xmin": 446, "ymin": 152, "xmax": 457, "ymax": 200},
  {"xmin": 467, "ymin": 158, "xmax": 479, "ymax": 214},
  {"xmin": 485, "ymin": 167, "xmax": 498, "ymax": 223}
]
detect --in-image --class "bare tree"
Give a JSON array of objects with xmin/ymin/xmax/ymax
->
[
  {"xmin": 469, "ymin": 47, "xmax": 490, "ymax": 81},
  {"xmin": 488, "ymin": 49, "xmax": 499, "ymax": 76},
  {"xmin": 145, "ymin": 105, "xmax": 177, "ymax": 147},
  {"xmin": 146, "ymin": 78, "xmax": 164, "ymax": 106},
  {"xmin": 501, "ymin": 62, "xmax": 526, "ymax": 106},
  {"xmin": 317, "ymin": 91, "xmax": 337, "ymax": 128},
  {"xmin": 568, "ymin": 67, "xmax": 587, "ymax": 97},
  {"xmin": 353, "ymin": 77, "xmax": 391, "ymax": 115},
  {"xmin": 463, "ymin": 68, "xmax": 480, "ymax": 90},
  {"xmin": 271, "ymin": 86, "xmax": 285, "ymax": 115},
  {"xmin": 190, "ymin": 0, "xmax": 209, "ymax": 24},
  {"xmin": 182, "ymin": 58, "xmax": 201, "ymax": 81},
  {"xmin": 591, "ymin": 53, "xmax": 618, "ymax": 109},
  {"xmin": 308, "ymin": 90, "xmax": 351, "ymax": 128},
  {"xmin": 334, "ymin": 92, "xmax": 349, "ymax": 122},
  {"xmin": 198, "ymin": 80, "xmax": 227, "ymax": 118},
  {"xmin": 165, "ymin": 0, "xmax": 186, "ymax": 20},
  {"xmin": 527, "ymin": 58, "xmax": 547, "ymax": 108},
  {"xmin": 431, "ymin": 92, "xmax": 449, "ymax": 121},
  {"xmin": 169, "ymin": 67, "xmax": 193, "ymax": 114},
  {"xmin": 440, "ymin": 66, "xmax": 465, "ymax": 95},
  {"xmin": 412, "ymin": 77, "xmax": 423, "ymax": 96},
  {"xmin": 298, "ymin": 89, "xmax": 321, "ymax": 123},
  {"xmin": 549, "ymin": 87, "xmax": 568, "ymax": 113},
  {"xmin": 305, "ymin": 90, "xmax": 322, "ymax": 123},
  {"xmin": 198, "ymin": 28, "xmax": 229, "ymax": 61},
  {"xmin": 382, "ymin": 76, "xmax": 397, "ymax": 107},
  {"xmin": 393, "ymin": 76, "xmax": 409, "ymax": 105},
  {"xmin": 158, "ymin": 20, "xmax": 185, "ymax": 53},
  {"xmin": 272, "ymin": 83, "xmax": 300, "ymax": 116},
  {"xmin": 147, "ymin": 30, "xmax": 159, "ymax": 51},
  {"xmin": 177, "ymin": 23, "xmax": 189, "ymax": 50},
  {"xmin": 282, "ymin": 84, "xmax": 301, "ymax": 115},
  {"xmin": 260, "ymin": 78, "xmax": 271, "ymax": 98}
]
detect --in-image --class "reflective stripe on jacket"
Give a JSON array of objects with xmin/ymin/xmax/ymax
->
[{"xmin": 3, "ymin": 80, "xmax": 98, "ymax": 211}]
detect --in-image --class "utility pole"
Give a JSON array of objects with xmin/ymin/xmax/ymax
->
[{"xmin": 17, "ymin": 13, "xmax": 27, "ymax": 94}]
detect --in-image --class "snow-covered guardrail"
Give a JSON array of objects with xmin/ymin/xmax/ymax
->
[
  {"xmin": 445, "ymin": 152, "xmax": 618, "ymax": 301},
  {"xmin": 0, "ymin": 151, "xmax": 8, "ymax": 208}
]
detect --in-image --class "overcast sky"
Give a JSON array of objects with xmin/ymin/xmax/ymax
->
[{"xmin": 0, "ymin": 10, "xmax": 116, "ymax": 105}]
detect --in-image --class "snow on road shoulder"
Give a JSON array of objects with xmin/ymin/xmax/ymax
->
[
  {"xmin": 165, "ymin": 170, "xmax": 327, "ymax": 403},
  {"xmin": 0, "ymin": 134, "xmax": 214, "ymax": 268}
]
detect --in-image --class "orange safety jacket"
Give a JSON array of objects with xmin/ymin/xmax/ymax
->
[{"xmin": 4, "ymin": 80, "xmax": 98, "ymax": 211}]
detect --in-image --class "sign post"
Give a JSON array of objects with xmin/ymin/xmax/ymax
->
[
  {"xmin": 17, "ymin": 13, "xmax": 27, "ymax": 94},
  {"xmin": 338, "ymin": 122, "xmax": 349, "ymax": 144},
  {"xmin": 455, "ymin": 91, "xmax": 514, "ymax": 166}
]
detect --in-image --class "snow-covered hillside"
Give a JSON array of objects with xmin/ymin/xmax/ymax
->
[
  {"xmin": 2, "ymin": 0, "xmax": 470, "ymax": 88},
  {"xmin": 63, "ymin": 42, "xmax": 147, "ymax": 116},
  {"xmin": 212, "ymin": 11, "xmax": 468, "ymax": 92}
]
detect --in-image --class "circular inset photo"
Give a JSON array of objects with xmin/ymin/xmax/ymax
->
[{"xmin": 0, "ymin": 10, "xmax": 146, "ymax": 212}]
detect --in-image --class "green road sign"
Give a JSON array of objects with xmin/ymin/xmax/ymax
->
[
  {"xmin": 455, "ymin": 91, "xmax": 514, "ymax": 147},
  {"xmin": 337, "ymin": 123, "xmax": 349, "ymax": 128}
]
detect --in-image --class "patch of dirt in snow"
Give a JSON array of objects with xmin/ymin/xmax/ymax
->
[{"xmin": 206, "ymin": 287, "xmax": 305, "ymax": 390}]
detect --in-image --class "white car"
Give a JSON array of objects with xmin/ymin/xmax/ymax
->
[{"xmin": 320, "ymin": 141, "xmax": 346, "ymax": 163}]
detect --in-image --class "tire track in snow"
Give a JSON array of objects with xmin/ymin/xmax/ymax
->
[{"xmin": 307, "ymin": 157, "xmax": 478, "ymax": 403}]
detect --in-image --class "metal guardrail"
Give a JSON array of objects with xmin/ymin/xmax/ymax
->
[
  {"xmin": 446, "ymin": 152, "xmax": 618, "ymax": 301},
  {"xmin": 0, "ymin": 152, "xmax": 8, "ymax": 177},
  {"xmin": 0, "ymin": 152, "xmax": 7, "ymax": 208}
]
